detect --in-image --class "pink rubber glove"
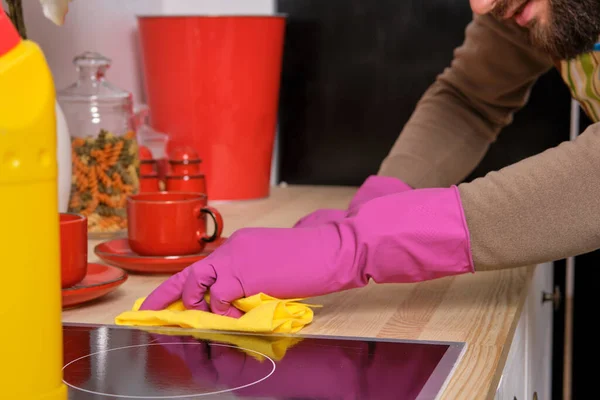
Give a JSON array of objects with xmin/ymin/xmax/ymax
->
[
  {"xmin": 293, "ymin": 175, "xmax": 412, "ymax": 228},
  {"xmin": 140, "ymin": 186, "xmax": 474, "ymax": 317}
]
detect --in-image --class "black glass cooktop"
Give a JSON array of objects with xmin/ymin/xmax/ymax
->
[{"xmin": 63, "ymin": 323, "xmax": 466, "ymax": 399}]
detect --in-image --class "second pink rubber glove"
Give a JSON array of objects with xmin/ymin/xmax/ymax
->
[
  {"xmin": 140, "ymin": 186, "xmax": 474, "ymax": 317},
  {"xmin": 292, "ymin": 175, "xmax": 412, "ymax": 228}
]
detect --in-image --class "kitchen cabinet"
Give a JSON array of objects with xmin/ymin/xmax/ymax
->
[{"xmin": 496, "ymin": 262, "xmax": 555, "ymax": 400}]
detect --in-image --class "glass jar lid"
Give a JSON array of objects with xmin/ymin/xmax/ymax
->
[{"xmin": 57, "ymin": 51, "xmax": 131, "ymax": 104}]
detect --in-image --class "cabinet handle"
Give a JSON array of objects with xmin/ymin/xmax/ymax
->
[{"xmin": 542, "ymin": 285, "xmax": 561, "ymax": 310}]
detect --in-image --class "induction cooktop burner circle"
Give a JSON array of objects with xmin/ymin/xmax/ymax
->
[{"xmin": 62, "ymin": 342, "xmax": 276, "ymax": 398}]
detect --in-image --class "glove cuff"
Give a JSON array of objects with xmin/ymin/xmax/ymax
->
[{"xmin": 341, "ymin": 186, "xmax": 474, "ymax": 286}]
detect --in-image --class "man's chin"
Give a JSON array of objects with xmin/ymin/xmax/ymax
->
[
  {"xmin": 529, "ymin": 27, "xmax": 598, "ymax": 60},
  {"xmin": 539, "ymin": 41, "xmax": 598, "ymax": 61}
]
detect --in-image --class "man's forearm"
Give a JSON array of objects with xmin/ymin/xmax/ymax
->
[
  {"xmin": 377, "ymin": 80, "xmax": 494, "ymax": 188},
  {"xmin": 378, "ymin": 14, "xmax": 553, "ymax": 188},
  {"xmin": 459, "ymin": 123, "xmax": 600, "ymax": 271}
]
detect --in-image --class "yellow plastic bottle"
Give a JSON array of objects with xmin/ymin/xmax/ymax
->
[{"xmin": 0, "ymin": 12, "xmax": 67, "ymax": 400}]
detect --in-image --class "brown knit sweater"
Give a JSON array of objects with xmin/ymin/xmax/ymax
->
[{"xmin": 378, "ymin": 14, "xmax": 600, "ymax": 271}]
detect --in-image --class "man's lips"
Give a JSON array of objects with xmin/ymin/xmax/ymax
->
[{"xmin": 503, "ymin": 0, "xmax": 530, "ymax": 19}]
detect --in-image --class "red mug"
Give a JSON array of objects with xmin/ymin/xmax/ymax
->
[
  {"xmin": 127, "ymin": 192, "xmax": 223, "ymax": 256},
  {"xmin": 165, "ymin": 174, "xmax": 206, "ymax": 194},
  {"xmin": 59, "ymin": 213, "xmax": 88, "ymax": 288}
]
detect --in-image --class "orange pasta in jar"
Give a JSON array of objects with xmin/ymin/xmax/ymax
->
[{"xmin": 68, "ymin": 129, "xmax": 140, "ymax": 236}]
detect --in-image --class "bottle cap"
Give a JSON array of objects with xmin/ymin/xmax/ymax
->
[{"xmin": 0, "ymin": 12, "xmax": 21, "ymax": 57}]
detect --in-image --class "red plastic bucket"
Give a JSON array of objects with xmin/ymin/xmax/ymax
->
[{"xmin": 137, "ymin": 15, "xmax": 286, "ymax": 200}]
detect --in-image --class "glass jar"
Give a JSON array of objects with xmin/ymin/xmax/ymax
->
[
  {"xmin": 58, "ymin": 51, "xmax": 140, "ymax": 238},
  {"xmin": 135, "ymin": 105, "xmax": 169, "ymax": 160}
]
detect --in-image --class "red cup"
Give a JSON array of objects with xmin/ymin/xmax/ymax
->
[
  {"xmin": 140, "ymin": 174, "xmax": 160, "ymax": 193},
  {"xmin": 127, "ymin": 192, "xmax": 223, "ymax": 256},
  {"xmin": 165, "ymin": 174, "xmax": 206, "ymax": 194},
  {"xmin": 59, "ymin": 213, "xmax": 88, "ymax": 288}
]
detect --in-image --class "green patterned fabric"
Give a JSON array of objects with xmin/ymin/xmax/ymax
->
[{"xmin": 557, "ymin": 50, "xmax": 600, "ymax": 122}]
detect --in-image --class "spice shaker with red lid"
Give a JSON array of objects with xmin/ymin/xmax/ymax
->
[
  {"xmin": 167, "ymin": 146, "xmax": 202, "ymax": 176},
  {"xmin": 138, "ymin": 145, "xmax": 160, "ymax": 192},
  {"xmin": 166, "ymin": 146, "xmax": 206, "ymax": 194}
]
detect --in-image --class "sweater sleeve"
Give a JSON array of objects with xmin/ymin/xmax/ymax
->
[
  {"xmin": 459, "ymin": 123, "xmax": 600, "ymax": 271},
  {"xmin": 377, "ymin": 14, "xmax": 554, "ymax": 188}
]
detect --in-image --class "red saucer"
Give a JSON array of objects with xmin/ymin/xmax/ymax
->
[
  {"xmin": 94, "ymin": 237, "xmax": 228, "ymax": 274},
  {"xmin": 62, "ymin": 263, "xmax": 128, "ymax": 309}
]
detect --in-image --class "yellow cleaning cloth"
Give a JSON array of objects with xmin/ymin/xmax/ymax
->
[{"xmin": 115, "ymin": 293, "xmax": 321, "ymax": 334}]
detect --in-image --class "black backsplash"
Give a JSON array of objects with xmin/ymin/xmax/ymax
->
[{"xmin": 276, "ymin": 0, "xmax": 572, "ymax": 185}]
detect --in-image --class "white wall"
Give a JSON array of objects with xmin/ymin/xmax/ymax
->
[{"xmin": 19, "ymin": 0, "xmax": 276, "ymax": 106}]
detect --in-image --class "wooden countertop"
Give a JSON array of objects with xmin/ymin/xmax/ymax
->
[{"xmin": 62, "ymin": 184, "xmax": 535, "ymax": 400}]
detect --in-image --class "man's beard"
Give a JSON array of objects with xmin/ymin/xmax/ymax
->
[{"xmin": 491, "ymin": 0, "xmax": 600, "ymax": 60}]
